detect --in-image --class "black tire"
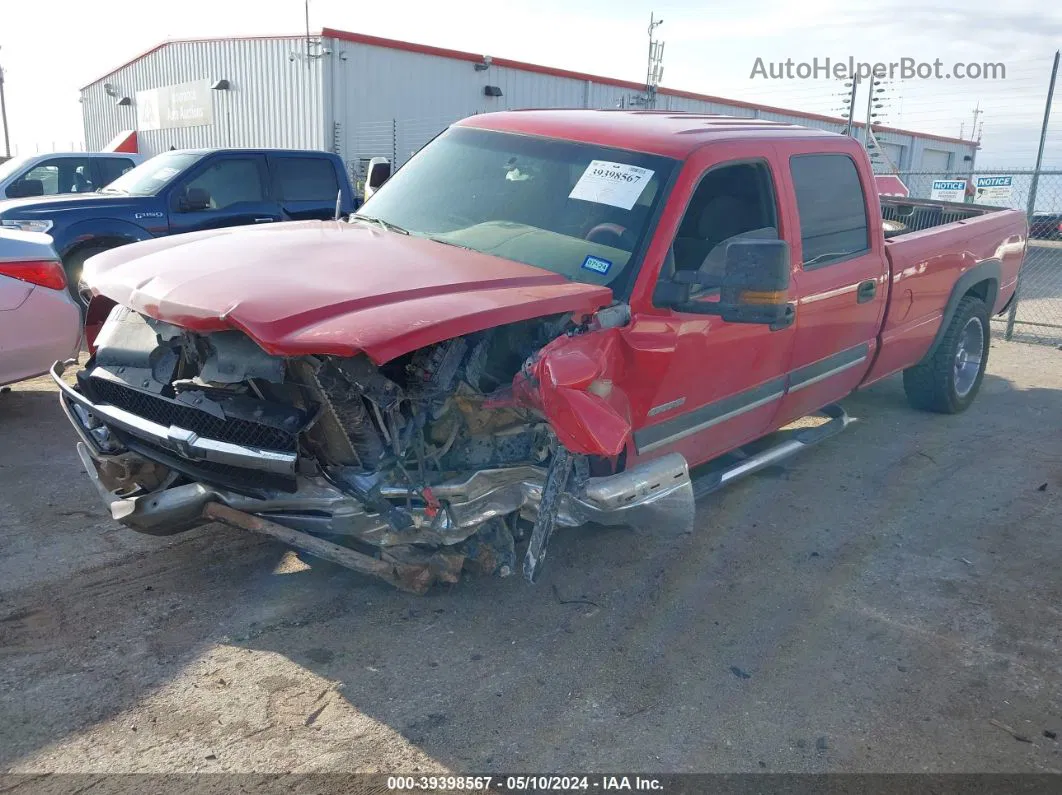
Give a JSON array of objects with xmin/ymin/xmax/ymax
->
[
  {"xmin": 902, "ymin": 295, "xmax": 990, "ymax": 414},
  {"xmin": 63, "ymin": 243, "xmax": 118, "ymax": 307}
]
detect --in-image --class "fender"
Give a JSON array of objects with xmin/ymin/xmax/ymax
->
[
  {"xmin": 919, "ymin": 259, "xmax": 1000, "ymax": 363},
  {"xmin": 513, "ymin": 328, "xmax": 632, "ymax": 457},
  {"xmin": 54, "ymin": 217, "xmax": 155, "ymax": 259}
]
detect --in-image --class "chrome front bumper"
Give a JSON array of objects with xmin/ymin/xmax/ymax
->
[
  {"xmin": 50, "ymin": 361, "xmax": 296, "ymax": 476},
  {"xmin": 56, "ymin": 361, "xmax": 696, "ymax": 543}
]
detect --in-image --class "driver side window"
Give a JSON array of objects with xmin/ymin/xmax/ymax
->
[
  {"xmin": 656, "ymin": 160, "xmax": 780, "ymax": 304},
  {"xmin": 181, "ymin": 159, "xmax": 264, "ymax": 211}
]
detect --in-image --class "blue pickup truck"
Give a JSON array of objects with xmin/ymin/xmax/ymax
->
[{"xmin": 0, "ymin": 148, "xmax": 355, "ymax": 302}]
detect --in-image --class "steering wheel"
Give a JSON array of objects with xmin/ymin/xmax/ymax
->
[{"xmin": 584, "ymin": 223, "xmax": 629, "ymax": 247}]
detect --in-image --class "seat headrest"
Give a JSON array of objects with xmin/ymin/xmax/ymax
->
[{"xmin": 697, "ymin": 196, "xmax": 756, "ymax": 241}]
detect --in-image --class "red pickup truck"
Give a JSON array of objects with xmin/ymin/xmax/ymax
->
[{"xmin": 54, "ymin": 110, "xmax": 1026, "ymax": 592}]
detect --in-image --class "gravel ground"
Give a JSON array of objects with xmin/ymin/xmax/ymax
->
[{"xmin": 1, "ymin": 339, "xmax": 1060, "ymax": 774}]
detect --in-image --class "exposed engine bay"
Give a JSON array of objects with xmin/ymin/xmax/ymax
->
[{"xmin": 55, "ymin": 304, "xmax": 694, "ymax": 592}]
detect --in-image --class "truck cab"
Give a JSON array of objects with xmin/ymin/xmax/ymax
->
[
  {"xmin": 622, "ymin": 133, "xmax": 892, "ymax": 467},
  {"xmin": 0, "ymin": 148, "xmax": 355, "ymax": 302}
]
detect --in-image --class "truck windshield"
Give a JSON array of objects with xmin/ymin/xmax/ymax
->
[
  {"xmin": 100, "ymin": 152, "xmax": 201, "ymax": 196},
  {"xmin": 356, "ymin": 126, "xmax": 676, "ymax": 286}
]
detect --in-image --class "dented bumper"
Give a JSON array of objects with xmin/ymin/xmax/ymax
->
[
  {"xmin": 58, "ymin": 357, "xmax": 694, "ymax": 546},
  {"xmin": 72, "ymin": 438, "xmax": 693, "ymax": 543}
]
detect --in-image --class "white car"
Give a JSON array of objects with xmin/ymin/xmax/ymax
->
[
  {"xmin": 0, "ymin": 152, "xmax": 145, "ymax": 200},
  {"xmin": 0, "ymin": 229, "xmax": 81, "ymax": 386}
]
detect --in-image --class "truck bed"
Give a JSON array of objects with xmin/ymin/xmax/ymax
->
[
  {"xmin": 861, "ymin": 200, "xmax": 1027, "ymax": 386},
  {"xmin": 880, "ymin": 196, "xmax": 1002, "ymax": 236}
]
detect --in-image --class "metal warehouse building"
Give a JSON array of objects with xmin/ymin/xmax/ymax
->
[{"xmin": 81, "ymin": 28, "xmax": 978, "ymax": 186}]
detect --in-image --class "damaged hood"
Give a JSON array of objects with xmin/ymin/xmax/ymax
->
[{"xmin": 84, "ymin": 221, "xmax": 612, "ymax": 363}]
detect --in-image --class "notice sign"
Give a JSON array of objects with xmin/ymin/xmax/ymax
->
[
  {"xmin": 973, "ymin": 175, "xmax": 1013, "ymax": 204},
  {"xmin": 930, "ymin": 179, "xmax": 967, "ymax": 202},
  {"xmin": 136, "ymin": 80, "xmax": 214, "ymax": 131},
  {"xmin": 569, "ymin": 161, "xmax": 654, "ymax": 210}
]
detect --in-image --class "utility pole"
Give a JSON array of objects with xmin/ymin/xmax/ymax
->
[
  {"xmin": 1006, "ymin": 50, "xmax": 1059, "ymax": 339},
  {"xmin": 645, "ymin": 13, "xmax": 664, "ymax": 109},
  {"xmin": 970, "ymin": 102, "xmax": 983, "ymax": 141},
  {"xmin": 864, "ymin": 76, "xmax": 888, "ymax": 144},
  {"xmin": 0, "ymin": 47, "xmax": 10, "ymax": 159},
  {"xmin": 844, "ymin": 75, "xmax": 859, "ymax": 137},
  {"xmin": 863, "ymin": 76, "xmax": 875, "ymax": 146}
]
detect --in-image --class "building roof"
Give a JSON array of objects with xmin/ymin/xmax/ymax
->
[
  {"xmin": 83, "ymin": 28, "xmax": 976, "ymax": 148},
  {"xmin": 459, "ymin": 109, "xmax": 840, "ymax": 158},
  {"xmin": 80, "ymin": 34, "xmax": 306, "ymax": 91}
]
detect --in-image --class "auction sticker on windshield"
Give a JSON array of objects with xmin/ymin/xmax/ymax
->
[{"xmin": 569, "ymin": 161, "xmax": 654, "ymax": 210}]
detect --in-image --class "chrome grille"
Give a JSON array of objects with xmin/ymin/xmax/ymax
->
[{"xmin": 89, "ymin": 378, "xmax": 298, "ymax": 452}]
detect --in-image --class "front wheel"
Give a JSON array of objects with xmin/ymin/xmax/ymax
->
[{"xmin": 902, "ymin": 296, "xmax": 990, "ymax": 414}]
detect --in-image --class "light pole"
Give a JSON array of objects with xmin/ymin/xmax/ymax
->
[
  {"xmin": 843, "ymin": 75, "xmax": 859, "ymax": 137},
  {"xmin": 646, "ymin": 13, "xmax": 664, "ymax": 109},
  {"xmin": 0, "ymin": 46, "xmax": 10, "ymax": 159}
]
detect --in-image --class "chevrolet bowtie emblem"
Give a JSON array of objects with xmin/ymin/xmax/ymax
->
[{"xmin": 166, "ymin": 427, "xmax": 201, "ymax": 460}]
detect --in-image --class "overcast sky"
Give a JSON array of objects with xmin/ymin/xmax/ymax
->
[{"xmin": 2, "ymin": 0, "xmax": 1060, "ymax": 167}]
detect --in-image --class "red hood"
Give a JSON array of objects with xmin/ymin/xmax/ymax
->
[{"xmin": 85, "ymin": 221, "xmax": 612, "ymax": 363}]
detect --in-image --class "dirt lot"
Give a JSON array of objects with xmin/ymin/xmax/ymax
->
[{"xmin": 1, "ymin": 338, "xmax": 1061, "ymax": 774}]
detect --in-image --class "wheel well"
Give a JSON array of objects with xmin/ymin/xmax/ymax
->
[
  {"xmin": 962, "ymin": 277, "xmax": 997, "ymax": 311},
  {"xmin": 63, "ymin": 237, "xmax": 127, "ymax": 264},
  {"xmin": 918, "ymin": 266, "xmax": 1001, "ymax": 364}
]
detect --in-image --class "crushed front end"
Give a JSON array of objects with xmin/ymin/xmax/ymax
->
[{"xmin": 54, "ymin": 304, "xmax": 693, "ymax": 590}]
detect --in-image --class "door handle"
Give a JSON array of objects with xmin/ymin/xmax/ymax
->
[
  {"xmin": 254, "ymin": 217, "xmax": 276, "ymax": 223},
  {"xmin": 857, "ymin": 280, "xmax": 877, "ymax": 303}
]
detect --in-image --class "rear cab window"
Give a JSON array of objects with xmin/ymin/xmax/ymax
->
[
  {"xmin": 789, "ymin": 153, "xmax": 869, "ymax": 268},
  {"xmin": 271, "ymin": 157, "xmax": 340, "ymax": 201}
]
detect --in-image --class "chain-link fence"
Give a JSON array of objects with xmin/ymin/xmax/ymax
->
[{"xmin": 895, "ymin": 170, "xmax": 1062, "ymax": 345}]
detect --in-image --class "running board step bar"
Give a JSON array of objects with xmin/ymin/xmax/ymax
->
[{"xmin": 692, "ymin": 404, "xmax": 854, "ymax": 500}]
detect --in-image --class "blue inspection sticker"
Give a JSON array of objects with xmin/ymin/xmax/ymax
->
[{"xmin": 581, "ymin": 255, "xmax": 613, "ymax": 275}]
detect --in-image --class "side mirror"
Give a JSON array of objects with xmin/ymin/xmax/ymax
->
[
  {"xmin": 664, "ymin": 239, "xmax": 793, "ymax": 327},
  {"xmin": 7, "ymin": 178, "xmax": 44, "ymax": 198},
  {"xmin": 364, "ymin": 157, "xmax": 391, "ymax": 200},
  {"xmin": 178, "ymin": 186, "xmax": 212, "ymax": 212}
]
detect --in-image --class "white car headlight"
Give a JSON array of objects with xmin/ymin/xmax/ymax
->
[{"xmin": 0, "ymin": 218, "xmax": 53, "ymax": 234}]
